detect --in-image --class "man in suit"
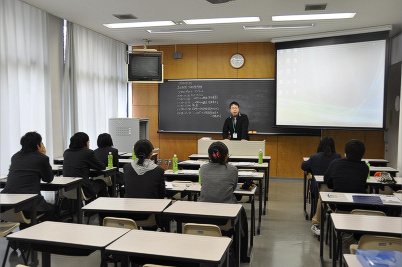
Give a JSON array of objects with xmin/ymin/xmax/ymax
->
[
  {"xmin": 2, "ymin": 131, "xmax": 55, "ymax": 222},
  {"xmin": 222, "ymin": 101, "xmax": 250, "ymax": 141}
]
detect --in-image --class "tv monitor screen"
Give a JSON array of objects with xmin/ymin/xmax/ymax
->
[
  {"xmin": 128, "ymin": 53, "xmax": 162, "ymax": 82},
  {"xmin": 275, "ymin": 32, "xmax": 388, "ymax": 129}
]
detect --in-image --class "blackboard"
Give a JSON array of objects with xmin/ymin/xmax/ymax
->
[{"xmin": 158, "ymin": 79, "xmax": 320, "ymax": 135}]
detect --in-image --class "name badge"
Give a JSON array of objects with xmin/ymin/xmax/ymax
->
[{"xmin": 233, "ymin": 133, "xmax": 238, "ymax": 139}]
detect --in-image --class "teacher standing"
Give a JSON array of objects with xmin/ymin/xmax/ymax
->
[{"xmin": 222, "ymin": 101, "xmax": 250, "ymax": 141}]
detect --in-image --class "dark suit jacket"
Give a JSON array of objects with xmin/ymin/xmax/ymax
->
[
  {"xmin": 2, "ymin": 150, "xmax": 54, "ymax": 211},
  {"xmin": 222, "ymin": 113, "xmax": 250, "ymax": 140},
  {"xmin": 63, "ymin": 147, "xmax": 106, "ymax": 196},
  {"xmin": 123, "ymin": 164, "xmax": 165, "ymax": 199},
  {"xmin": 301, "ymin": 152, "xmax": 342, "ymax": 176},
  {"xmin": 94, "ymin": 146, "xmax": 119, "ymax": 168}
]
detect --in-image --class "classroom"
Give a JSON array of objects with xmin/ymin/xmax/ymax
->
[{"xmin": 1, "ymin": 0, "xmax": 402, "ymax": 266}]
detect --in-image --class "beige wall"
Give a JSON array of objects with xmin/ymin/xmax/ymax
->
[{"xmin": 132, "ymin": 42, "xmax": 385, "ymax": 178}]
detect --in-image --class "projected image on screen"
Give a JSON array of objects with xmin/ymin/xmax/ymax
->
[{"xmin": 276, "ymin": 39, "xmax": 386, "ymax": 129}]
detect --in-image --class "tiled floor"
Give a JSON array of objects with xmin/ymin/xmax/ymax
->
[{"xmin": 1, "ymin": 178, "xmax": 334, "ymax": 266}]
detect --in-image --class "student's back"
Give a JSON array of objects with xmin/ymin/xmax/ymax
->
[
  {"xmin": 199, "ymin": 163, "xmax": 238, "ymax": 204},
  {"xmin": 302, "ymin": 152, "xmax": 342, "ymax": 175}
]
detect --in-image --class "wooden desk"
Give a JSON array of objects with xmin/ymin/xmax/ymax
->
[
  {"xmin": 105, "ymin": 229, "xmax": 231, "ymax": 267},
  {"xmin": 82, "ymin": 197, "xmax": 172, "ymax": 225},
  {"xmin": 319, "ymin": 192, "xmax": 402, "ymax": 266},
  {"xmin": 163, "ymin": 201, "xmax": 242, "ymax": 267},
  {"xmin": 343, "ymin": 254, "xmax": 362, "ymax": 267},
  {"xmin": 178, "ymin": 160, "xmax": 270, "ymax": 215},
  {"xmin": 0, "ymin": 193, "xmax": 39, "ymax": 264},
  {"xmin": 331, "ymin": 213, "xmax": 402, "ymax": 267},
  {"xmin": 164, "ymin": 169, "xmax": 264, "ymax": 235},
  {"xmin": 7, "ymin": 221, "xmax": 130, "ymax": 267},
  {"xmin": 303, "ymin": 157, "xmax": 390, "ymax": 166},
  {"xmin": 189, "ymin": 154, "xmax": 271, "ymax": 213},
  {"xmin": 0, "ymin": 177, "xmax": 84, "ymax": 223}
]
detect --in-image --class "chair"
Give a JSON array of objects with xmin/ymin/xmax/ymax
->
[
  {"xmin": 93, "ymin": 175, "xmax": 112, "ymax": 186},
  {"xmin": 352, "ymin": 235, "xmax": 402, "ymax": 253},
  {"xmin": 183, "ymin": 223, "xmax": 222, "ymax": 237},
  {"xmin": 102, "ymin": 217, "xmax": 137, "ymax": 267},
  {"xmin": 103, "ymin": 217, "xmax": 138, "ymax": 230},
  {"xmin": 1, "ymin": 222, "xmax": 20, "ymax": 267},
  {"xmin": 349, "ymin": 209, "xmax": 386, "ymax": 254},
  {"xmin": 58, "ymin": 188, "xmax": 90, "ymax": 222}
]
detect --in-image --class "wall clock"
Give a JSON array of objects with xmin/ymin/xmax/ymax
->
[{"xmin": 230, "ymin": 53, "xmax": 245, "ymax": 69}]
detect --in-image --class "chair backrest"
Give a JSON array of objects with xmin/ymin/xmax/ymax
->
[
  {"xmin": 0, "ymin": 209, "xmax": 31, "ymax": 224},
  {"xmin": 0, "ymin": 222, "xmax": 20, "ymax": 237},
  {"xmin": 59, "ymin": 188, "xmax": 90, "ymax": 201},
  {"xmin": 357, "ymin": 235, "xmax": 402, "ymax": 251},
  {"xmin": 350, "ymin": 209, "xmax": 386, "ymax": 216},
  {"xmin": 134, "ymin": 214, "xmax": 157, "ymax": 228},
  {"xmin": 103, "ymin": 217, "xmax": 138, "ymax": 230},
  {"xmin": 183, "ymin": 223, "xmax": 222, "ymax": 237}
]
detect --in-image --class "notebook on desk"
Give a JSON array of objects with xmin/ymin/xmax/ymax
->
[{"xmin": 352, "ymin": 195, "xmax": 383, "ymax": 205}]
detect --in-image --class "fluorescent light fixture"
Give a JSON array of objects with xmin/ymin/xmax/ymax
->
[
  {"xmin": 243, "ymin": 23, "xmax": 314, "ymax": 30},
  {"xmin": 271, "ymin": 25, "xmax": 392, "ymax": 43},
  {"xmin": 147, "ymin": 28, "xmax": 213, "ymax": 33},
  {"xmin": 183, "ymin": 17, "xmax": 260, "ymax": 25},
  {"xmin": 272, "ymin": 13, "xmax": 356, "ymax": 21},
  {"xmin": 104, "ymin": 21, "xmax": 175, "ymax": 28}
]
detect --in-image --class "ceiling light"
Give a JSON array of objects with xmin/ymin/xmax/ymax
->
[
  {"xmin": 147, "ymin": 28, "xmax": 213, "ymax": 33},
  {"xmin": 104, "ymin": 21, "xmax": 175, "ymax": 28},
  {"xmin": 272, "ymin": 13, "xmax": 356, "ymax": 21},
  {"xmin": 243, "ymin": 23, "xmax": 315, "ymax": 30},
  {"xmin": 183, "ymin": 17, "xmax": 260, "ymax": 25},
  {"xmin": 270, "ymin": 25, "xmax": 392, "ymax": 43}
]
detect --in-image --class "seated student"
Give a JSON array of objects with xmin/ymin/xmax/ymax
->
[
  {"xmin": 301, "ymin": 136, "xmax": 341, "ymax": 196},
  {"xmin": 311, "ymin": 139, "xmax": 369, "ymax": 236},
  {"xmin": 123, "ymin": 139, "xmax": 165, "ymax": 199},
  {"xmin": 1, "ymin": 132, "xmax": 55, "ymax": 222},
  {"xmin": 198, "ymin": 141, "xmax": 248, "ymax": 262},
  {"xmin": 94, "ymin": 133, "xmax": 124, "ymax": 196},
  {"xmin": 63, "ymin": 132, "xmax": 108, "ymax": 199}
]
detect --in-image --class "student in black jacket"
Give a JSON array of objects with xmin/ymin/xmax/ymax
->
[
  {"xmin": 2, "ymin": 132, "xmax": 55, "ymax": 221},
  {"xmin": 94, "ymin": 133, "xmax": 124, "ymax": 194},
  {"xmin": 63, "ymin": 132, "xmax": 108, "ymax": 198},
  {"xmin": 311, "ymin": 139, "xmax": 368, "ymax": 236},
  {"xmin": 222, "ymin": 101, "xmax": 250, "ymax": 141},
  {"xmin": 123, "ymin": 139, "xmax": 165, "ymax": 199}
]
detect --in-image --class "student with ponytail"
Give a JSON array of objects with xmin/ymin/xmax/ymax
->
[
  {"xmin": 199, "ymin": 141, "xmax": 249, "ymax": 262},
  {"xmin": 123, "ymin": 139, "xmax": 165, "ymax": 199}
]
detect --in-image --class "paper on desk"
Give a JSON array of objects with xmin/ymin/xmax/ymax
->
[
  {"xmin": 238, "ymin": 171, "xmax": 258, "ymax": 177},
  {"xmin": 230, "ymin": 162, "xmax": 255, "ymax": 166},
  {"xmin": 177, "ymin": 170, "xmax": 199, "ymax": 175},
  {"xmin": 380, "ymin": 195, "xmax": 401, "ymax": 204},
  {"xmin": 165, "ymin": 182, "xmax": 173, "ymax": 189}
]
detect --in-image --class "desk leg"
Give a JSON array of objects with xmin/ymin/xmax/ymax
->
[
  {"xmin": 42, "ymin": 251, "xmax": 51, "ymax": 267},
  {"xmin": 31, "ymin": 201, "xmax": 38, "ymax": 266},
  {"xmin": 234, "ymin": 216, "xmax": 241, "ymax": 267},
  {"xmin": 319, "ymin": 201, "xmax": 325, "ymax": 261},
  {"xmin": 247, "ymin": 195, "xmax": 255, "ymax": 261},
  {"xmin": 263, "ymin": 164, "xmax": 270, "ymax": 215},
  {"xmin": 257, "ymin": 181, "xmax": 263, "ymax": 235},
  {"xmin": 77, "ymin": 184, "xmax": 83, "ymax": 224},
  {"xmin": 303, "ymin": 171, "xmax": 309, "ymax": 220},
  {"xmin": 120, "ymin": 255, "xmax": 129, "ymax": 267},
  {"xmin": 111, "ymin": 172, "xmax": 117, "ymax": 197}
]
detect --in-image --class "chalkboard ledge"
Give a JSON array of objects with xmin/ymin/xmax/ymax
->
[{"xmin": 157, "ymin": 130, "xmax": 320, "ymax": 136}]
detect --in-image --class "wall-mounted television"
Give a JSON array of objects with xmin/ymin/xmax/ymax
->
[{"xmin": 127, "ymin": 53, "xmax": 163, "ymax": 82}]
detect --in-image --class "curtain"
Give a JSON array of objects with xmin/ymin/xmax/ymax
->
[
  {"xmin": 63, "ymin": 23, "xmax": 127, "ymax": 149},
  {"xmin": 0, "ymin": 0, "xmax": 53, "ymax": 174}
]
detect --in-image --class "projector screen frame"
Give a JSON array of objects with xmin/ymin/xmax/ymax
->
[{"xmin": 274, "ymin": 31, "xmax": 390, "ymax": 131}]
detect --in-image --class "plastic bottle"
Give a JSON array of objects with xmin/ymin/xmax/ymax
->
[
  {"xmin": 198, "ymin": 169, "xmax": 201, "ymax": 184},
  {"xmin": 172, "ymin": 154, "xmax": 178, "ymax": 172},
  {"xmin": 258, "ymin": 149, "xmax": 263, "ymax": 164},
  {"xmin": 367, "ymin": 161, "xmax": 370, "ymax": 180},
  {"xmin": 132, "ymin": 147, "xmax": 136, "ymax": 160},
  {"xmin": 108, "ymin": 152, "xmax": 113, "ymax": 169}
]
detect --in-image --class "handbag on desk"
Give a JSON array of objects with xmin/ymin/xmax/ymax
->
[{"xmin": 378, "ymin": 172, "xmax": 396, "ymax": 184}]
